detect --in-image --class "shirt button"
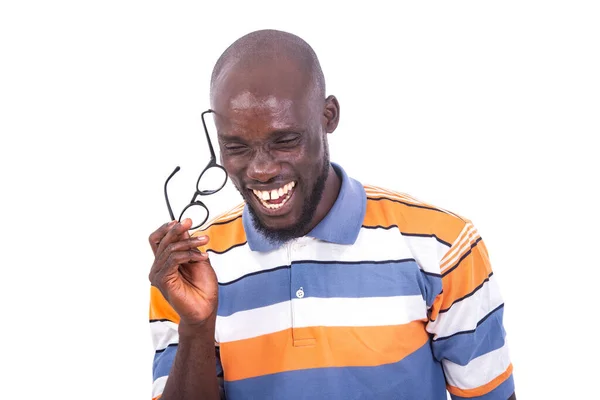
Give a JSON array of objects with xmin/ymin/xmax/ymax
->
[{"xmin": 296, "ymin": 287, "xmax": 304, "ymax": 298}]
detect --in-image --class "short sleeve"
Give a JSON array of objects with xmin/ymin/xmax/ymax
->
[{"xmin": 426, "ymin": 221, "xmax": 515, "ymax": 399}]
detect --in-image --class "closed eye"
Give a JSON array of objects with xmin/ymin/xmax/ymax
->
[
  {"xmin": 224, "ymin": 144, "xmax": 248, "ymax": 154},
  {"xmin": 274, "ymin": 134, "xmax": 301, "ymax": 148}
]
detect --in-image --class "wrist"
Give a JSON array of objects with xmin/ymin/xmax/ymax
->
[{"xmin": 178, "ymin": 315, "xmax": 216, "ymax": 339}]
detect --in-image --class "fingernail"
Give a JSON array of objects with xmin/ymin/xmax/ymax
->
[
  {"xmin": 194, "ymin": 235, "xmax": 207, "ymax": 241},
  {"xmin": 167, "ymin": 220, "xmax": 177, "ymax": 227}
]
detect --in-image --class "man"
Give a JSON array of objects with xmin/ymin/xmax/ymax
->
[{"xmin": 148, "ymin": 29, "xmax": 516, "ymax": 400}]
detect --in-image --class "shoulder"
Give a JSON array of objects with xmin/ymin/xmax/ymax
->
[
  {"xmin": 191, "ymin": 202, "xmax": 247, "ymax": 253},
  {"xmin": 363, "ymin": 184, "xmax": 470, "ymax": 246}
]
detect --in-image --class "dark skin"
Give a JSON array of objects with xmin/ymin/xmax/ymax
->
[
  {"xmin": 148, "ymin": 32, "xmax": 515, "ymax": 400},
  {"xmin": 211, "ymin": 59, "xmax": 341, "ymax": 234},
  {"xmin": 149, "ymin": 52, "xmax": 341, "ymax": 400}
]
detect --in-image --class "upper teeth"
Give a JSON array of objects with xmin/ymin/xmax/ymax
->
[{"xmin": 253, "ymin": 181, "xmax": 295, "ymax": 201}]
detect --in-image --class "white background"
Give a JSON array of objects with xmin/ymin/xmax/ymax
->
[{"xmin": 1, "ymin": 1, "xmax": 599, "ymax": 399}]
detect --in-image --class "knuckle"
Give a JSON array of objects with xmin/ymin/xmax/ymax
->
[{"xmin": 165, "ymin": 253, "xmax": 175, "ymax": 266}]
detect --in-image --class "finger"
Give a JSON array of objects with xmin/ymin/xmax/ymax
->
[
  {"xmin": 149, "ymin": 220, "xmax": 178, "ymax": 255},
  {"xmin": 150, "ymin": 235, "xmax": 209, "ymax": 278},
  {"xmin": 154, "ymin": 218, "xmax": 194, "ymax": 258},
  {"xmin": 154, "ymin": 249, "xmax": 209, "ymax": 283},
  {"xmin": 158, "ymin": 235, "xmax": 208, "ymax": 261}
]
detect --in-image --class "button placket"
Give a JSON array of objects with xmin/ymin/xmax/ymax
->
[{"xmin": 289, "ymin": 239, "xmax": 316, "ymax": 346}]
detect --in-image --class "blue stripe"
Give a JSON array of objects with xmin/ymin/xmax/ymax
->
[
  {"xmin": 451, "ymin": 374, "xmax": 515, "ymax": 400},
  {"xmin": 153, "ymin": 344, "xmax": 176, "ymax": 381},
  {"xmin": 217, "ymin": 260, "xmax": 441, "ymax": 317},
  {"xmin": 431, "ymin": 306, "xmax": 506, "ymax": 365},
  {"xmin": 217, "ymin": 266, "xmax": 290, "ymax": 317},
  {"xmin": 294, "ymin": 260, "xmax": 440, "ymax": 303},
  {"xmin": 224, "ymin": 341, "xmax": 447, "ymax": 400}
]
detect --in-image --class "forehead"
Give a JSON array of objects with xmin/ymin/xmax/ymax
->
[
  {"xmin": 212, "ymin": 66, "xmax": 315, "ymax": 135},
  {"xmin": 216, "ymin": 92, "xmax": 307, "ymax": 132}
]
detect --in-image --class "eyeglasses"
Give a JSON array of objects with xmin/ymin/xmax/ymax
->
[{"xmin": 164, "ymin": 109, "xmax": 228, "ymax": 230}]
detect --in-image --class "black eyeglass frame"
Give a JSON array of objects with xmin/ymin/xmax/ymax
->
[{"xmin": 164, "ymin": 109, "xmax": 228, "ymax": 230}]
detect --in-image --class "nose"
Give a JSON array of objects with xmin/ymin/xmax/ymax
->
[{"xmin": 246, "ymin": 148, "xmax": 281, "ymax": 183}]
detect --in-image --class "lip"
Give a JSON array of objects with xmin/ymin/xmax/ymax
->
[{"xmin": 247, "ymin": 184, "xmax": 297, "ymax": 217}]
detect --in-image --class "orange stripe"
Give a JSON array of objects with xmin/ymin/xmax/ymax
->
[
  {"xmin": 192, "ymin": 202, "xmax": 244, "ymax": 231},
  {"xmin": 364, "ymin": 196, "xmax": 465, "ymax": 246},
  {"xmin": 364, "ymin": 186, "xmax": 464, "ymax": 221},
  {"xmin": 192, "ymin": 214, "xmax": 246, "ymax": 253},
  {"xmin": 430, "ymin": 241, "xmax": 492, "ymax": 319},
  {"xmin": 149, "ymin": 286, "xmax": 180, "ymax": 323},
  {"xmin": 447, "ymin": 364, "xmax": 513, "ymax": 397},
  {"xmin": 220, "ymin": 321, "xmax": 429, "ymax": 381}
]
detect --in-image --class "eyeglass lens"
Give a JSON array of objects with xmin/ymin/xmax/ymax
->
[{"xmin": 198, "ymin": 165, "xmax": 228, "ymax": 193}]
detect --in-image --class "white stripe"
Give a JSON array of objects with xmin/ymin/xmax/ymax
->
[
  {"xmin": 427, "ymin": 275, "xmax": 503, "ymax": 339},
  {"xmin": 211, "ymin": 243, "xmax": 289, "ymax": 284},
  {"xmin": 212, "ymin": 228, "xmax": 422, "ymax": 284},
  {"xmin": 293, "ymin": 295, "xmax": 427, "ymax": 328},
  {"xmin": 216, "ymin": 295, "xmax": 427, "ymax": 343},
  {"xmin": 402, "ymin": 235, "xmax": 449, "ymax": 275},
  {"xmin": 150, "ymin": 320, "xmax": 179, "ymax": 351},
  {"xmin": 216, "ymin": 301, "xmax": 291, "ymax": 343},
  {"xmin": 443, "ymin": 341, "xmax": 511, "ymax": 389},
  {"xmin": 152, "ymin": 375, "xmax": 168, "ymax": 398}
]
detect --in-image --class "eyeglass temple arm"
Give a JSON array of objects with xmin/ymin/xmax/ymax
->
[
  {"xmin": 164, "ymin": 166, "xmax": 180, "ymax": 221},
  {"xmin": 201, "ymin": 109, "xmax": 217, "ymax": 162}
]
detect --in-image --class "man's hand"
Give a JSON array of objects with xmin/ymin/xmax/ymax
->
[{"xmin": 148, "ymin": 219, "xmax": 218, "ymax": 328}]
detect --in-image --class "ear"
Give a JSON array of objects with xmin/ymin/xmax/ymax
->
[{"xmin": 323, "ymin": 95, "xmax": 340, "ymax": 133}]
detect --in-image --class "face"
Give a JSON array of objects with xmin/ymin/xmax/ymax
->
[{"xmin": 212, "ymin": 64, "xmax": 339, "ymax": 242}]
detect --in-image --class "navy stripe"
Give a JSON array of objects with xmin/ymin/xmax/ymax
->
[
  {"xmin": 200, "ymin": 213, "xmax": 242, "ymax": 230},
  {"xmin": 438, "ymin": 272, "xmax": 494, "ymax": 315},
  {"xmin": 224, "ymin": 341, "xmax": 446, "ymax": 400},
  {"xmin": 367, "ymin": 196, "xmax": 449, "ymax": 214},
  {"xmin": 401, "ymin": 231, "xmax": 452, "ymax": 248},
  {"xmin": 219, "ymin": 265, "xmax": 290, "ymax": 286},
  {"xmin": 155, "ymin": 343, "xmax": 178, "ymax": 354},
  {"xmin": 431, "ymin": 305, "xmax": 506, "ymax": 365},
  {"xmin": 207, "ymin": 241, "xmax": 247, "ymax": 255},
  {"xmin": 421, "ymin": 270, "xmax": 442, "ymax": 278},
  {"xmin": 453, "ymin": 374, "xmax": 514, "ymax": 400},
  {"xmin": 292, "ymin": 258, "xmax": 416, "ymax": 266},
  {"xmin": 217, "ymin": 266, "xmax": 290, "ymax": 317},
  {"xmin": 149, "ymin": 318, "xmax": 175, "ymax": 323},
  {"xmin": 293, "ymin": 260, "xmax": 433, "ymax": 300},
  {"xmin": 441, "ymin": 236, "xmax": 483, "ymax": 278},
  {"xmin": 433, "ymin": 303, "xmax": 505, "ymax": 342},
  {"xmin": 219, "ymin": 258, "xmax": 417, "ymax": 286}
]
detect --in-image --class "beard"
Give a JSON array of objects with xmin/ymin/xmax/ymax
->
[{"xmin": 238, "ymin": 139, "xmax": 330, "ymax": 245}]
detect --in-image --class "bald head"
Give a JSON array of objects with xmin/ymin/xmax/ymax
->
[{"xmin": 210, "ymin": 29, "xmax": 325, "ymax": 104}]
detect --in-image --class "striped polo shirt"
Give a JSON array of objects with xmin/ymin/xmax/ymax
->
[{"xmin": 150, "ymin": 163, "xmax": 514, "ymax": 400}]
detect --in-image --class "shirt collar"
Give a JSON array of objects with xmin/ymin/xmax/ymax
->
[{"xmin": 243, "ymin": 162, "xmax": 366, "ymax": 252}]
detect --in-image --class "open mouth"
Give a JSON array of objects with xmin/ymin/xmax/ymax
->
[{"xmin": 251, "ymin": 181, "xmax": 296, "ymax": 211}]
